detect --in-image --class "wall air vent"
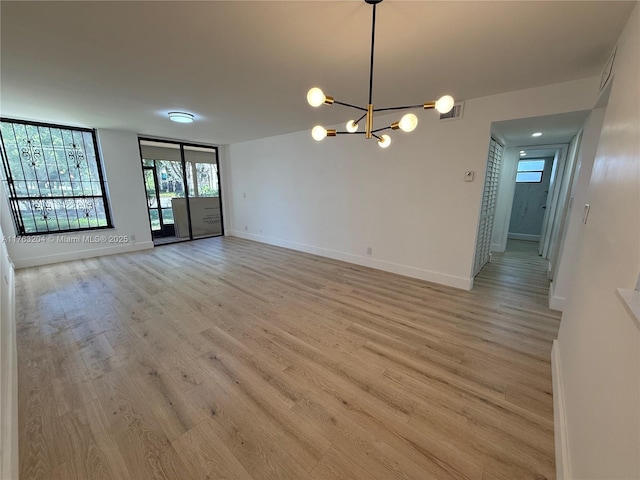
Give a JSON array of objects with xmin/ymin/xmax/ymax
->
[{"xmin": 439, "ymin": 102, "xmax": 464, "ymax": 121}]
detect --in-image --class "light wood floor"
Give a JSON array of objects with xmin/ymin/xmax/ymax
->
[{"xmin": 17, "ymin": 238, "xmax": 560, "ymax": 480}]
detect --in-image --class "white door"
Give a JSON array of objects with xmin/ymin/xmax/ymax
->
[{"xmin": 473, "ymin": 137, "xmax": 504, "ymax": 276}]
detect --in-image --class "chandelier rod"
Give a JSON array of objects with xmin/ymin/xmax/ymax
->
[
  {"xmin": 368, "ymin": 2, "xmax": 377, "ymax": 105},
  {"xmin": 333, "ymin": 100, "xmax": 367, "ymax": 111},
  {"xmin": 375, "ymin": 104, "xmax": 424, "ymax": 112},
  {"xmin": 357, "ymin": 113, "xmax": 367, "ymax": 123}
]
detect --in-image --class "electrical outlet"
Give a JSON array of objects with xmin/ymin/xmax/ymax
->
[
  {"xmin": 366, "ymin": 246, "xmax": 372, "ymax": 255},
  {"xmin": 245, "ymin": 225, "xmax": 248, "ymax": 231}
]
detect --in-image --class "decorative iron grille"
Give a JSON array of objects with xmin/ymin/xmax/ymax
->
[{"xmin": 0, "ymin": 118, "xmax": 112, "ymax": 235}]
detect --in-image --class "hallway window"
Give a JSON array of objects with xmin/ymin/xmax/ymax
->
[
  {"xmin": 516, "ymin": 159, "xmax": 545, "ymax": 183},
  {"xmin": 0, "ymin": 118, "xmax": 112, "ymax": 235}
]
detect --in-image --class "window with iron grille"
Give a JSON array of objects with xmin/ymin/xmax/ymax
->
[{"xmin": 0, "ymin": 118, "xmax": 112, "ymax": 235}]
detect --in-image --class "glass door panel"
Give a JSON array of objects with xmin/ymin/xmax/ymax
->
[
  {"xmin": 184, "ymin": 146, "xmax": 223, "ymax": 238},
  {"xmin": 143, "ymin": 167, "xmax": 161, "ymax": 232},
  {"xmin": 154, "ymin": 159, "xmax": 185, "ymax": 237},
  {"xmin": 139, "ymin": 141, "xmax": 185, "ymax": 240},
  {"xmin": 149, "ymin": 209, "xmax": 161, "ymax": 231}
]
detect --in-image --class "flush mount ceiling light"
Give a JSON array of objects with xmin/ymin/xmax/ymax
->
[
  {"xmin": 307, "ymin": 0, "xmax": 455, "ymax": 149},
  {"xmin": 532, "ymin": 132, "xmax": 542, "ymax": 137},
  {"xmin": 168, "ymin": 112, "xmax": 195, "ymax": 123}
]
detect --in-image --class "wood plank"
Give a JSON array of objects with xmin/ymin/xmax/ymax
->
[{"xmin": 171, "ymin": 419, "xmax": 254, "ymax": 480}]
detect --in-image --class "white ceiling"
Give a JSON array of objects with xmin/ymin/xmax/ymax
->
[
  {"xmin": 492, "ymin": 110, "xmax": 592, "ymax": 147},
  {"xmin": 0, "ymin": 1, "xmax": 636, "ymax": 145}
]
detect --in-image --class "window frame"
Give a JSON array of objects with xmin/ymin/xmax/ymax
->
[
  {"xmin": 516, "ymin": 159, "xmax": 545, "ymax": 184},
  {"xmin": 0, "ymin": 117, "xmax": 113, "ymax": 236}
]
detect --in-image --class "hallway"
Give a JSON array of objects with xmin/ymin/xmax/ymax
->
[{"xmin": 474, "ymin": 239, "xmax": 557, "ymax": 310}]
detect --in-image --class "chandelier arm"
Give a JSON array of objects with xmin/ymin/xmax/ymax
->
[
  {"xmin": 333, "ymin": 100, "xmax": 368, "ymax": 112},
  {"xmin": 335, "ymin": 131, "xmax": 367, "ymax": 135},
  {"xmin": 354, "ymin": 112, "xmax": 367, "ymax": 125},
  {"xmin": 371, "ymin": 126, "xmax": 392, "ymax": 134},
  {"xmin": 371, "ymin": 133, "xmax": 382, "ymax": 140},
  {"xmin": 368, "ymin": 2, "xmax": 377, "ymax": 105},
  {"xmin": 374, "ymin": 104, "xmax": 424, "ymax": 112}
]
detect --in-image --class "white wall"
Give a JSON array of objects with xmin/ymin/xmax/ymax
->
[
  {"xmin": 224, "ymin": 76, "xmax": 598, "ymax": 290},
  {"xmin": 555, "ymin": 4, "xmax": 640, "ymax": 478},
  {"xmin": 0, "ymin": 129, "xmax": 153, "ymax": 268},
  {"xmin": 0, "ymin": 222, "xmax": 18, "ymax": 480},
  {"xmin": 549, "ymin": 106, "xmax": 607, "ymax": 310}
]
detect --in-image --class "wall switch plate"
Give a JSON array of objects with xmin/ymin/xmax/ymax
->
[
  {"xmin": 583, "ymin": 204, "xmax": 591, "ymax": 224},
  {"xmin": 464, "ymin": 171, "xmax": 474, "ymax": 182}
]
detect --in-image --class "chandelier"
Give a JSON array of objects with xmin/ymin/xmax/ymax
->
[{"xmin": 307, "ymin": 0, "xmax": 455, "ymax": 148}]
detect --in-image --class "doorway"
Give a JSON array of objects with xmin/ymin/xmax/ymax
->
[
  {"xmin": 507, "ymin": 156, "xmax": 554, "ymax": 244},
  {"xmin": 139, "ymin": 139, "xmax": 223, "ymax": 245},
  {"xmin": 143, "ymin": 160, "xmax": 183, "ymax": 240}
]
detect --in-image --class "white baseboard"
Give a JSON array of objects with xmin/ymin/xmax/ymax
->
[
  {"xmin": 549, "ymin": 282, "xmax": 565, "ymax": 311},
  {"xmin": 228, "ymin": 230, "xmax": 472, "ymax": 290},
  {"xmin": 551, "ymin": 340, "xmax": 571, "ymax": 480},
  {"xmin": 1, "ymin": 250, "xmax": 18, "ymax": 479},
  {"xmin": 12, "ymin": 241, "xmax": 155, "ymax": 269},
  {"xmin": 549, "ymin": 296, "xmax": 565, "ymax": 311},
  {"xmin": 491, "ymin": 242, "xmax": 506, "ymax": 253},
  {"xmin": 507, "ymin": 233, "xmax": 541, "ymax": 241}
]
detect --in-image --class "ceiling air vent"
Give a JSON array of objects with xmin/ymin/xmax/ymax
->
[{"xmin": 439, "ymin": 102, "xmax": 464, "ymax": 121}]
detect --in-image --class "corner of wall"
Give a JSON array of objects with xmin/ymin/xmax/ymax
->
[
  {"xmin": 0, "ymin": 226, "xmax": 19, "ymax": 480},
  {"xmin": 217, "ymin": 144, "xmax": 233, "ymax": 236}
]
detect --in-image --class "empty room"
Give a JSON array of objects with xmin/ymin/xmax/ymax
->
[{"xmin": 0, "ymin": 1, "xmax": 638, "ymax": 479}]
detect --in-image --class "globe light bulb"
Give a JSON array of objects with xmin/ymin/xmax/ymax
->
[
  {"xmin": 435, "ymin": 95, "xmax": 455, "ymax": 114},
  {"xmin": 311, "ymin": 125, "xmax": 327, "ymax": 141},
  {"xmin": 346, "ymin": 120, "xmax": 359, "ymax": 133},
  {"xmin": 307, "ymin": 87, "xmax": 326, "ymax": 107},
  {"xmin": 398, "ymin": 113, "xmax": 418, "ymax": 133},
  {"xmin": 378, "ymin": 134, "xmax": 391, "ymax": 148}
]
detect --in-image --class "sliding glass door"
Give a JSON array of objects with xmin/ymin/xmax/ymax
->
[
  {"xmin": 142, "ymin": 158, "xmax": 185, "ymax": 238},
  {"xmin": 139, "ymin": 139, "xmax": 222, "ymax": 245}
]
